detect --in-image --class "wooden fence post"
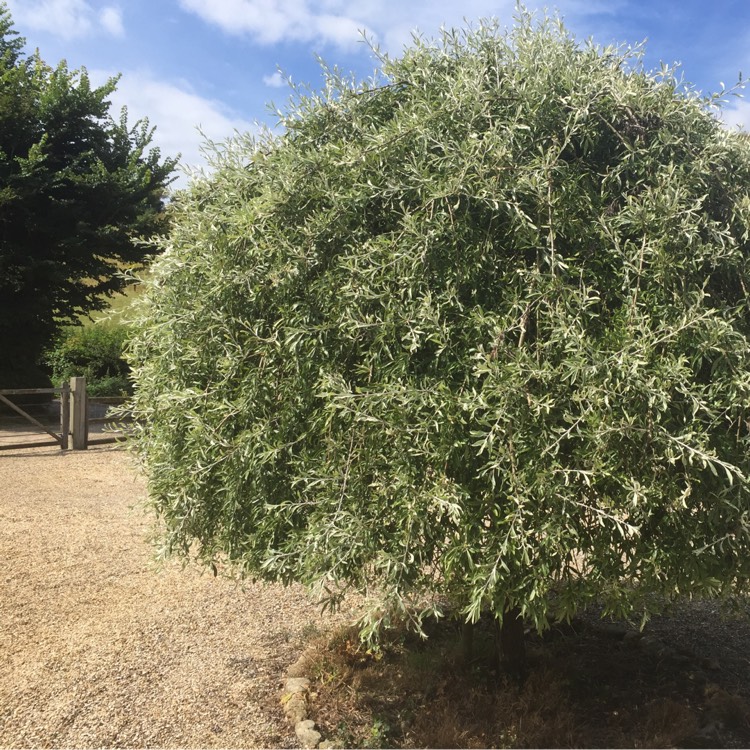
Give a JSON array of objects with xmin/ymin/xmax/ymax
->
[
  {"xmin": 70, "ymin": 376, "xmax": 88, "ymax": 450},
  {"xmin": 60, "ymin": 382, "xmax": 70, "ymax": 450}
]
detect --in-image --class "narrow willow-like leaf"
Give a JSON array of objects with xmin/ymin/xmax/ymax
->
[{"xmin": 127, "ymin": 12, "xmax": 750, "ymax": 640}]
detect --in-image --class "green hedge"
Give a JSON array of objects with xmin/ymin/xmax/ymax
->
[{"xmin": 45, "ymin": 322, "xmax": 132, "ymax": 396}]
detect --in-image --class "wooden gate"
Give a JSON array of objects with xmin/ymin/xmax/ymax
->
[
  {"xmin": 0, "ymin": 377, "xmax": 130, "ymax": 451},
  {"xmin": 0, "ymin": 383, "xmax": 71, "ymax": 450},
  {"xmin": 0, "ymin": 377, "xmax": 126, "ymax": 451}
]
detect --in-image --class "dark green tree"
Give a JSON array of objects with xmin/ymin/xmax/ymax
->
[
  {"xmin": 0, "ymin": 2, "xmax": 177, "ymax": 387},
  {"xmin": 128, "ymin": 14, "xmax": 750, "ymax": 670}
]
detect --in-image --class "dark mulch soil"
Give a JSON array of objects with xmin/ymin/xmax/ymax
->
[{"xmin": 303, "ymin": 601, "xmax": 750, "ymax": 748}]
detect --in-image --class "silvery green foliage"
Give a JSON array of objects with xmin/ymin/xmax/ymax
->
[{"xmin": 128, "ymin": 14, "xmax": 750, "ymax": 639}]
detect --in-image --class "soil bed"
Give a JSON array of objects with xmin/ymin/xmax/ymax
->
[{"xmin": 302, "ymin": 604, "xmax": 750, "ymax": 749}]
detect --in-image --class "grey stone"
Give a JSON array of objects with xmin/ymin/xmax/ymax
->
[
  {"xmin": 318, "ymin": 742, "xmax": 338, "ymax": 749},
  {"xmin": 286, "ymin": 677, "xmax": 311, "ymax": 694},
  {"xmin": 287, "ymin": 655, "xmax": 310, "ymax": 678},
  {"xmin": 283, "ymin": 692, "xmax": 308, "ymax": 724},
  {"xmin": 295, "ymin": 719, "xmax": 322, "ymax": 749}
]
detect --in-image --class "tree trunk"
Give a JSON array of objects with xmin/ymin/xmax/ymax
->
[
  {"xmin": 497, "ymin": 606, "xmax": 526, "ymax": 677},
  {"xmin": 460, "ymin": 620, "xmax": 475, "ymax": 666}
]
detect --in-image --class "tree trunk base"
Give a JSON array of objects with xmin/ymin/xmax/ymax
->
[
  {"xmin": 496, "ymin": 606, "xmax": 527, "ymax": 679},
  {"xmin": 461, "ymin": 620, "xmax": 475, "ymax": 666}
]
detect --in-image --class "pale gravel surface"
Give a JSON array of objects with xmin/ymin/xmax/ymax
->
[{"xmin": 0, "ymin": 443, "xmax": 358, "ymax": 749}]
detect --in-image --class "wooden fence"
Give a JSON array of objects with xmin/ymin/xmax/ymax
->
[{"xmin": 0, "ymin": 377, "xmax": 129, "ymax": 451}]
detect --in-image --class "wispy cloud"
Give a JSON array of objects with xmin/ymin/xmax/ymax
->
[
  {"xmin": 92, "ymin": 70, "xmax": 256, "ymax": 185},
  {"xmin": 177, "ymin": 0, "xmax": 373, "ymax": 48},
  {"xmin": 720, "ymin": 98, "xmax": 750, "ymax": 132},
  {"xmin": 176, "ymin": 0, "xmax": 636, "ymax": 58},
  {"xmin": 180, "ymin": 0, "xmax": 609, "ymax": 55},
  {"xmin": 263, "ymin": 71, "xmax": 286, "ymax": 88},
  {"xmin": 6, "ymin": 0, "xmax": 93, "ymax": 38},
  {"xmin": 6, "ymin": 0, "xmax": 125, "ymax": 39},
  {"xmin": 99, "ymin": 6, "xmax": 124, "ymax": 37}
]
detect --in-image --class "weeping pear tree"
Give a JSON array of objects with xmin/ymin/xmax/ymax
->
[{"xmin": 128, "ymin": 14, "xmax": 750, "ymax": 669}]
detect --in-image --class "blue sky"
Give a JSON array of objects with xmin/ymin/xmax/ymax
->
[{"xmin": 5, "ymin": 0, "xmax": 750, "ymax": 189}]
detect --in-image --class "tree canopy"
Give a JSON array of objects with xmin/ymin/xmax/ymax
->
[
  {"xmin": 0, "ymin": 2, "xmax": 177, "ymax": 386},
  {"xmin": 128, "ymin": 14, "xmax": 750, "ymax": 648}
]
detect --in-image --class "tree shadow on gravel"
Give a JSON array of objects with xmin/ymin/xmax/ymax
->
[{"xmin": 299, "ymin": 602, "xmax": 750, "ymax": 749}]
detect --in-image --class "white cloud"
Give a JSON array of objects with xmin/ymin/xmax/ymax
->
[
  {"xmin": 92, "ymin": 70, "xmax": 256, "ymax": 187},
  {"xmin": 178, "ymin": 0, "xmax": 373, "ymax": 47},
  {"xmin": 263, "ymin": 71, "xmax": 286, "ymax": 88},
  {"xmin": 6, "ymin": 0, "xmax": 125, "ymax": 39},
  {"xmin": 6, "ymin": 0, "xmax": 93, "ymax": 38},
  {"xmin": 99, "ymin": 6, "xmax": 124, "ymax": 37},
  {"xmin": 720, "ymin": 98, "xmax": 750, "ymax": 132},
  {"xmin": 177, "ymin": 0, "xmax": 616, "ymax": 55},
  {"xmin": 176, "ymin": 0, "xmax": 639, "ymax": 56},
  {"xmin": 313, "ymin": 13, "xmax": 366, "ymax": 47}
]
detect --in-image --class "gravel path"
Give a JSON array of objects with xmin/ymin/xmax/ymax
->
[{"xmin": 0, "ymin": 445, "xmax": 356, "ymax": 749}]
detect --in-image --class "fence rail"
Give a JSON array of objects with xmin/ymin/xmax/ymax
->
[
  {"xmin": 87, "ymin": 392, "xmax": 131, "ymax": 446},
  {"xmin": 0, "ymin": 383, "xmax": 70, "ymax": 450},
  {"xmin": 0, "ymin": 377, "xmax": 129, "ymax": 451}
]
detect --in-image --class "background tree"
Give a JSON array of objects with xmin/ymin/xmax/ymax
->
[
  {"xmin": 127, "ymin": 13, "xmax": 750, "ymax": 669},
  {"xmin": 0, "ymin": 2, "xmax": 177, "ymax": 387}
]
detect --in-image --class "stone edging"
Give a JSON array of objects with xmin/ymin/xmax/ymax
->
[{"xmin": 281, "ymin": 664, "xmax": 335, "ymax": 749}]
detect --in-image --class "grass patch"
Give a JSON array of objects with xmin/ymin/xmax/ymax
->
[{"xmin": 85, "ymin": 278, "xmax": 145, "ymax": 325}]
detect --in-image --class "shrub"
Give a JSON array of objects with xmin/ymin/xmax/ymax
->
[
  {"xmin": 128, "ymin": 13, "xmax": 750, "ymax": 652},
  {"xmin": 46, "ymin": 322, "xmax": 132, "ymax": 396}
]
